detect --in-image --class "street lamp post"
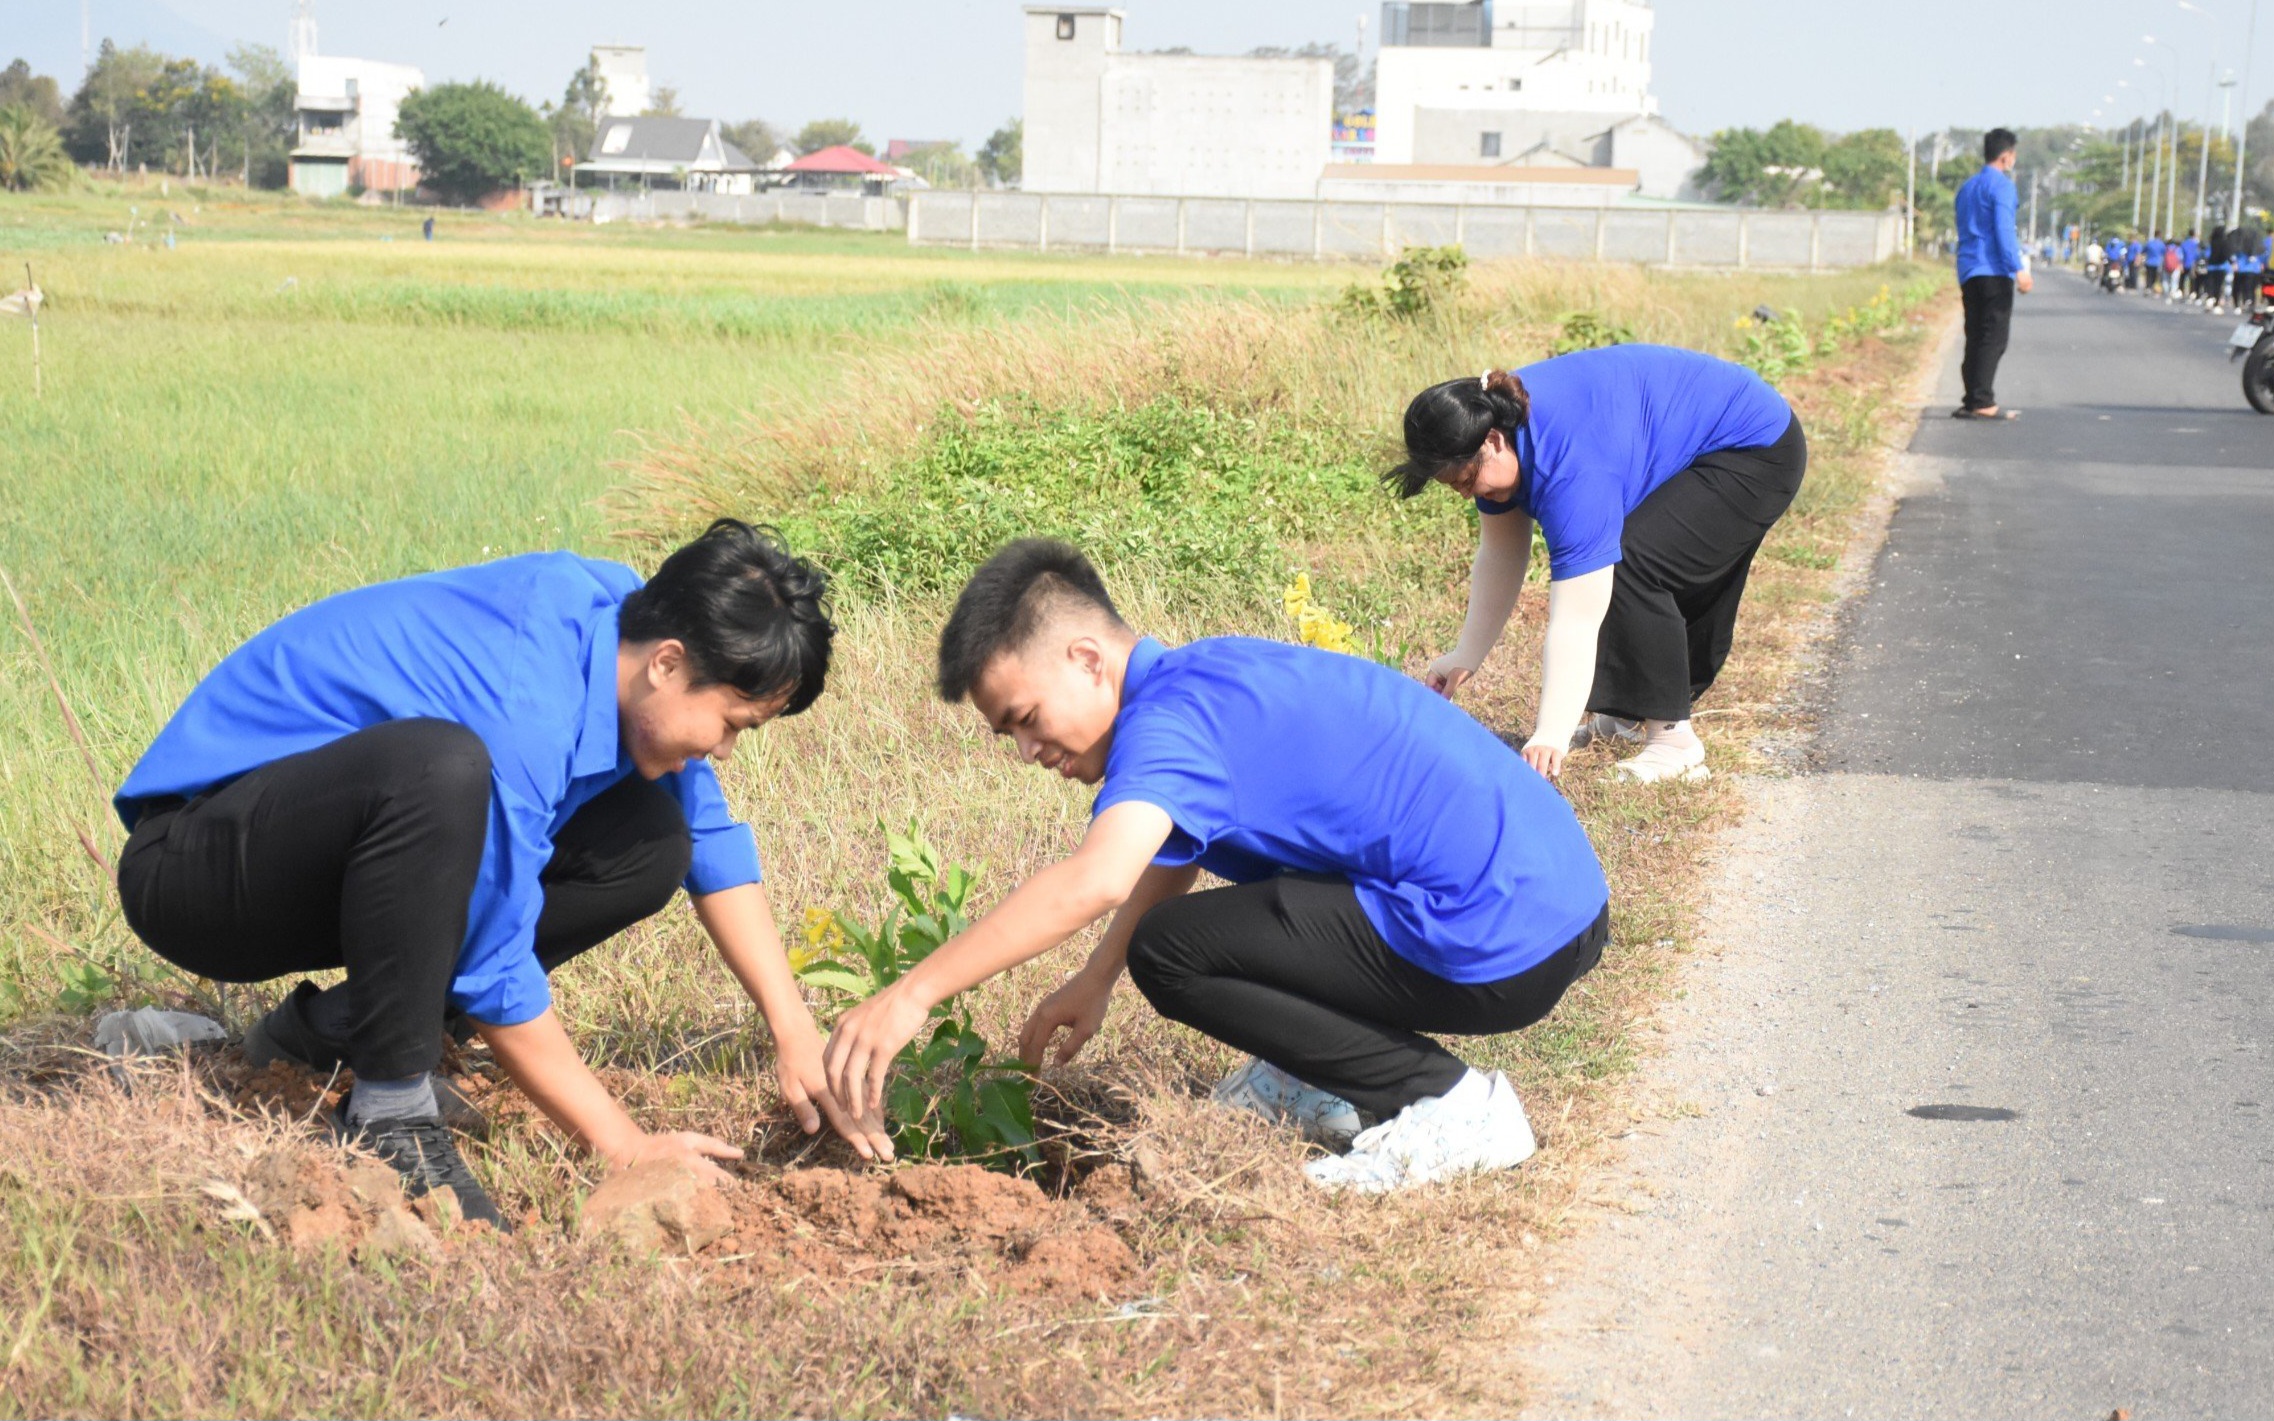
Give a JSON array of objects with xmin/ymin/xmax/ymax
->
[{"xmin": 2234, "ymin": 0, "xmax": 2262, "ymax": 228}]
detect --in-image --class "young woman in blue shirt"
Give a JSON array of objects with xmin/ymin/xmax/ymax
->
[{"xmin": 1388, "ymin": 345, "xmax": 1807, "ymax": 783}]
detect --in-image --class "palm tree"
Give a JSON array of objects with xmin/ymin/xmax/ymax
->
[{"xmin": 0, "ymin": 105, "xmax": 75, "ymax": 192}]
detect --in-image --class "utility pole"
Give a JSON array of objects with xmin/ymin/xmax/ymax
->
[
  {"xmin": 80, "ymin": 0, "xmax": 90, "ymax": 76},
  {"xmin": 2236, "ymin": 0, "xmax": 2262, "ymax": 227},
  {"xmin": 1905, "ymin": 126, "xmax": 1918, "ymax": 258},
  {"xmin": 2030, "ymin": 170, "xmax": 2040, "ymax": 244},
  {"xmin": 2133, "ymin": 119, "xmax": 2146, "ymax": 227}
]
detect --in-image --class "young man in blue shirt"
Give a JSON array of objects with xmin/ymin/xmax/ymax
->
[
  {"xmin": 115, "ymin": 520, "xmax": 877, "ymax": 1224},
  {"xmin": 821, "ymin": 541, "xmax": 1612, "ymax": 1193},
  {"xmin": 1951, "ymin": 127, "xmax": 2033, "ymax": 419}
]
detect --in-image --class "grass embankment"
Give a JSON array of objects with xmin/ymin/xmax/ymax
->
[{"xmin": 0, "ymin": 189, "xmax": 1949, "ymax": 1418}]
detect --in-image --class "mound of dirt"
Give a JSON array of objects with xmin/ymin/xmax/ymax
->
[
  {"xmin": 238, "ymin": 1146, "xmax": 477, "ymax": 1260},
  {"xmin": 704, "ymin": 1163, "xmax": 1141, "ymax": 1300}
]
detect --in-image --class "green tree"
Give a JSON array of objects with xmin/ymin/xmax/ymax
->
[
  {"xmin": 545, "ymin": 57, "xmax": 608, "ymax": 164},
  {"xmin": 226, "ymin": 43, "xmax": 295, "ymax": 188},
  {"xmin": 896, "ymin": 140, "xmax": 975, "ymax": 188},
  {"xmin": 722, "ymin": 118, "xmax": 780, "ymax": 164},
  {"xmin": 0, "ymin": 60, "xmax": 66, "ymax": 128},
  {"xmin": 643, "ymin": 84, "xmax": 682, "ymax": 118},
  {"xmin": 0, "ymin": 103, "xmax": 75, "ymax": 191},
  {"xmin": 394, "ymin": 80, "xmax": 551, "ymax": 204},
  {"xmin": 1702, "ymin": 119, "xmax": 1827, "ymax": 207},
  {"xmin": 795, "ymin": 117, "xmax": 869, "ymax": 155},
  {"xmin": 64, "ymin": 41, "xmax": 166, "ymax": 170},
  {"xmin": 1820, "ymin": 127, "xmax": 1905, "ymax": 208},
  {"xmin": 975, "ymin": 118, "xmax": 1021, "ymax": 186}
]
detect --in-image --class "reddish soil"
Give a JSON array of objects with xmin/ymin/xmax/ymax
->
[{"xmin": 711, "ymin": 1162, "xmax": 1141, "ymax": 1299}]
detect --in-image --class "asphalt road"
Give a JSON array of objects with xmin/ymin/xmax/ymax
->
[{"xmin": 1516, "ymin": 271, "xmax": 2274, "ymax": 1418}]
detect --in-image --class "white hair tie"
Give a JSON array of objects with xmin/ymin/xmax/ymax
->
[{"xmin": 1479, "ymin": 368, "xmax": 1494, "ymax": 388}]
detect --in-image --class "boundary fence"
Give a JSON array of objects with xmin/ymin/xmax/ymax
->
[{"xmin": 906, "ymin": 192, "xmax": 1901, "ymax": 269}]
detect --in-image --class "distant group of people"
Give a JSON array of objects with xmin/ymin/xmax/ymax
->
[{"xmin": 2086, "ymin": 226, "xmax": 2271, "ymax": 312}]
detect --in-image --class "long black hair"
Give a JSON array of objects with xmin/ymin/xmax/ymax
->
[
  {"xmin": 1383, "ymin": 368, "xmax": 1531, "ymax": 499},
  {"xmin": 618, "ymin": 518, "xmax": 835, "ymax": 716}
]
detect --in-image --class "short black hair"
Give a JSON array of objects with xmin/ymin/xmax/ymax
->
[
  {"xmin": 1984, "ymin": 128, "xmax": 2018, "ymax": 163},
  {"xmin": 619, "ymin": 519, "xmax": 834, "ymax": 716},
  {"xmin": 936, "ymin": 539, "xmax": 1125, "ymax": 703},
  {"xmin": 1384, "ymin": 369, "xmax": 1531, "ymax": 499}
]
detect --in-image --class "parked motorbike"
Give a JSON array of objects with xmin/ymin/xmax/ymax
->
[{"xmin": 2229, "ymin": 274, "xmax": 2274, "ymax": 413}]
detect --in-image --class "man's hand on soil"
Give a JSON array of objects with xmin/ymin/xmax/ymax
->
[
  {"xmin": 610, "ymin": 1129, "xmax": 744, "ymax": 1183},
  {"xmin": 822, "ymin": 983, "xmax": 931, "ymax": 1161},
  {"xmin": 1018, "ymin": 971, "xmax": 1113, "ymax": 1068},
  {"xmin": 773, "ymin": 1026, "xmax": 875, "ymax": 1154}
]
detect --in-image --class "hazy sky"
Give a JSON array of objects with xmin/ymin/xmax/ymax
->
[{"xmin": 10, "ymin": 0, "xmax": 2270, "ymax": 148}]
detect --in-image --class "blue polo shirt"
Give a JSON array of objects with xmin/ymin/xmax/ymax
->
[
  {"xmin": 1094, "ymin": 636, "xmax": 1608, "ymax": 984},
  {"xmin": 1955, "ymin": 166, "xmax": 2024, "ymax": 282},
  {"xmin": 2145, "ymin": 237, "xmax": 2168, "ymax": 270},
  {"xmin": 114, "ymin": 552, "xmax": 763, "ymax": 1026},
  {"xmin": 1476, "ymin": 344, "xmax": 1792, "ymax": 581}
]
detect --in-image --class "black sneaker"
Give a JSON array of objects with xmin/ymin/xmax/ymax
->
[
  {"xmin": 243, "ymin": 980, "xmax": 347, "ymax": 1073},
  {"xmin": 337, "ymin": 1109, "xmax": 511, "ymax": 1233}
]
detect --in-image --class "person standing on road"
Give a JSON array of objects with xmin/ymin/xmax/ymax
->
[
  {"xmin": 1388, "ymin": 346, "xmax": 1806, "ymax": 785},
  {"xmin": 1953, "ymin": 128, "xmax": 2032, "ymax": 420}
]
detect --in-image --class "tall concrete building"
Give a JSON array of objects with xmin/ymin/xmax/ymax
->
[
  {"xmin": 1372, "ymin": 0, "xmax": 1703, "ymax": 199},
  {"xmin": 288, "ymin": 53, "xmax": 424, "ymax": 197},
  {"xmin": 1021, "ymin": 6, "xmax": 1332, "ymax": 200},
  {"xmin": 591, "ymin": 44, "xmax": 652, "ymax": 119}
]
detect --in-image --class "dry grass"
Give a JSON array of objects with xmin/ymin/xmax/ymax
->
[{"xmin": 0, "ymin": 254, "xmax": 1953, "ymax": 1419}]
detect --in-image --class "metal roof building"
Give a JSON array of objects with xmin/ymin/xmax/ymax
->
[{"xmin": 573, "ymin": 116, "xmax": 766, "ymax": 193}]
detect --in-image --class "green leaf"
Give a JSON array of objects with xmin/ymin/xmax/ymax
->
[{"xmin": 794, "ymin": 967, "xmax": 872, "ymax": 998}]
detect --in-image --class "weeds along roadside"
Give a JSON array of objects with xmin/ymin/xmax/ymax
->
[{"xmin": 0, "ymin": 253, "xmax": 1953, "ymax": 1418}]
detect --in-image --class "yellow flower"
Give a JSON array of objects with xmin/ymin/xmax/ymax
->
[
  {"xmin": 1281, "ymin": 572, "xmax": 1313, "ymax": 622},
  {"xmin": 793, "ymin": 906, "xmax": 844, "ymax": 972}
]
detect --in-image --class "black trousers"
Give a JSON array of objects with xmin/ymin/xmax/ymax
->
[
  {"xmin": 1586, "ymin": 414, "xmax": 1808, "ymax": 725},
  {"xmin": 117, "ymin": 718, "xmax": 692, "ymax": 1082},
  {"xmin": 1126, "ymin": 872, "xmax": 1609, "ymax": 1118},
  {"xmin": 1960, "ymin": 275, "xmax": 2015, "ymax": 412}
]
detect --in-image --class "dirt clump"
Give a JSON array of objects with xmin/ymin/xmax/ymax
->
[
  {"xmin": 238, "ymin": 1145, "xmax": 454, "ymax": 1260},
  {"xmin": 1007, "ymin": 1226, "xmax": 1141, "ymax": 1299},
  {"xmin": 709, "ymin": 1162, "xmax": 1146, "ymax": 1298},
  {"xmin": 583, "ymin": 1159, "xmax": 733, "ymax": 1254}
]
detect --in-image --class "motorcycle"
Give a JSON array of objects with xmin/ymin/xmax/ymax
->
[
  {"xmin": 2228, "ymin": 272, "xmax": 2274, "ymax": 413},
  {"xmin": 2100, "ymin": 260, "xmax": 2124, "ymax": 293}
]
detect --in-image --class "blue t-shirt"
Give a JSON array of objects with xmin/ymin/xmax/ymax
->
[
  {"xmin": 1475, "ymin": 344, "xmax": 1792, "ymax": 581},
  {"xmin": 115, "ymin": 552, "xmax": 763, "ymax": 1026},
  {"xmin": 2182, "ymin": 237, "xmax": 2201, "ymax": 268},
  {"xmin": 2107, "ymin": 239, "xmax": 2128, "ymax": 265},
  {"xmin": 1954, "ymin": 167, "xmax": 2024, "ymax": 282},
  {"xmin": 1094, "ymin": 636, "xmax": 1608, "ymax": 984},
  {"xmin": 2145, "ymin": 238, "xmax": 2167, "ymax": 268}
]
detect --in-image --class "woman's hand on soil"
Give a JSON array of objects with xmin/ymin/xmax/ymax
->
[
  {"xmin": 822, "ymin": 983, "xmax": 931, "ymax": 1159},
  {"xmin": 1522, "ymin": 742, "xmax": 1566, "ymax": 780},
  {"xmin": 611, "ymin": 1129, "xmax": 744, "ymax": 1184},
  {"xmin": 1424, "ymin": 655, "xmax": 1475, "ymax": 697},
  {"xmin": 1018, "ymin": 972, "xmax": 1113, "ymax": 1068}
]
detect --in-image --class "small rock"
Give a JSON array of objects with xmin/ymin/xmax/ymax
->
[
  {"xmin": 1009, "ymin": 1226, "xmax": 1140, "ymax": 1299},
  {"xmin": 582, "ymin": 1159, "xmax": 732, "ymax": 1254},
  {"xmin": 1128, "ymin": 1143, "xmax": 1167, "ymax": 1194},
  {"xmin": 360, "ymin": 1204, "xmax": 439, "ymax": 1260},
  {"xmin": 1075, "ymin": 1163, "xmax": 1139, "ymax": 1217},
  {"xmin": 1757, "ymin": 1082, "xmax": 1778, "ymax": 1097}
]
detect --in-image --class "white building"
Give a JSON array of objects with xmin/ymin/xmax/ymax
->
[
  {"xmin": 1371, "ymin": 0, "xmax": 1704, "ymax": 200},
  {"xmin": 1022, "ymin": 6, "xmax": 1332, "ymax": 200},
  {"xmin": 592, "ymin": 44, "xmax": 652, "ymax": 119},
  {"xmin": 289, "ymin": 53, "xmax": 424, "ymax": 198}
]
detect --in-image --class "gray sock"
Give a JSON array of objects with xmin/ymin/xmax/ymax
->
[
  {"xmin": 305, "ymin": 982, "xmax": 355, "ymax": 1043},
  {"xmin": 347, "ymin": 1074, "xmax": 438, "ymax": 1125}
]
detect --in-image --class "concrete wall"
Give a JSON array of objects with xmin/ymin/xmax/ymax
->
[
  {"xmin": 908, "ymin": 190, "xmax": 1902, "ymax": 269},
  {"xmin": 584, "ymin": 190, "xmax": 905, "ymax": 232},
  {"xmin": 1023, "ymin": 6, "xmax": 1330, "ymax": 201}
]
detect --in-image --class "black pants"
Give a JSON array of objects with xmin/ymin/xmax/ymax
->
[
  {"xmin": 1126, "ymin": 872, "xmax": 1609, "ymax": 1118},
  {"xmin": 1959, "ymin": 274, "xmax": 2015, "ymax": 412},
  {"xmin": 117, "ymin": 718, "xmax": 691, "ymax": 1082},
  {"xmin": 1586, "ymin": 414, "xmax": 1808, "ymax": 725}
]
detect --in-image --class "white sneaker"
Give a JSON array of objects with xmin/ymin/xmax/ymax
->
[
  {"xmin": 1613, "ymin": 720, "xmax": 1709, "ymax": 783},
  {"xmin": 1303, "ymin": 1069, "xmax": 1537, "ymax": 1193},
  {"xmin": 1569, "ymin": 713, "xmax": 1645, "ymax": 750},
  {"xmin": 1212, "ymin": 1056, "xmax": 1362, "ymax": 1146}
]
